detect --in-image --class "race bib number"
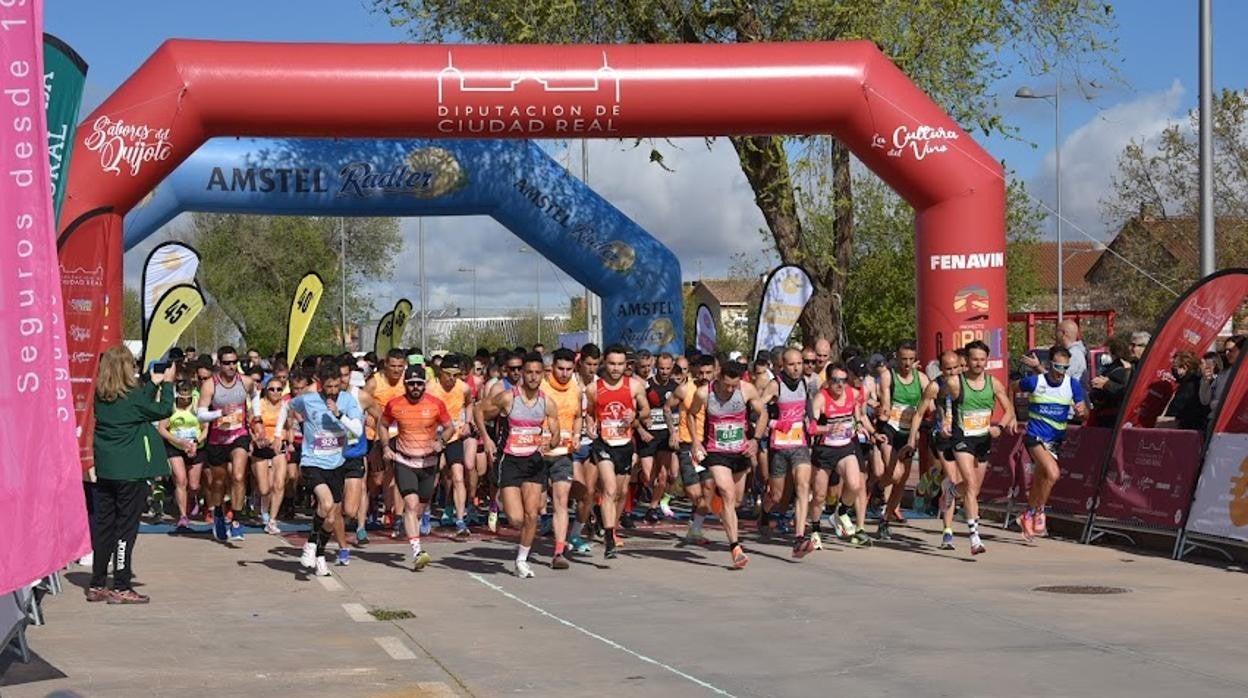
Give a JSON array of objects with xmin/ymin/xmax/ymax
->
[
  {"xmin": 507, "ymin": 425, "xmax": 542, "ymax": 451},
  {"xmin": 961, "ymin": 409, "xmax": 991, "ymax": 436},
  {"xmin": 560, "ymin": 430, "xmax": 575, "ymax": 449},
  {"xmin": 713, "ymin": 422, "xmax": 745, "ymax": 450},
  {"xmin": 173, "ymin": 427, "xmax": 199, "ymax": 441},
  {"xmin": 648, "ymin": 410, "xmax": 668, "ymax": 430},
  {"xmin": 601, "ymin": 419, "xmax": 630, "ymax": 444},
  {"xmin": 824, "ymin": 416, "xmax": 855, "ymax": 445},
  {"xmin": 217, "ymin": 404, "xmax": 244, "ymax": 431},
  {"xmin": 311, "ymin": 431, "xmax": 345, "ymax": 457},
  {"xmin": 771, "ymin": 421, "xmax": 805, "ymax": 449},
  {"xmin": 889, "ymin": 404, "xmax": 916, "ymax": 431}
]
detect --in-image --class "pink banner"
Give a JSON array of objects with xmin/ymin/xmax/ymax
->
[
  {"xmin": 1046, "ymin": 426, "xmax": 1111, "ymax": 516},
  {"xmin": 0, "ymin": 0, "xmax": 90, "ymax": 595},
  {"xmin": 1095, "ymin": 428, "xmax": 1205, "ymax": 530},
  {"xmin": 980, "ymin": 429, "xmax": 1023, "ymax": 503}
]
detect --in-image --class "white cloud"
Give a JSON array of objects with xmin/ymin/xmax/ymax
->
[{"xmin": 1027, "ymin": 80, "xmax": 1187, "ymax": 242}]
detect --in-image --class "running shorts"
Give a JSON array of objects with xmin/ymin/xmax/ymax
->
[
  {"xmin": 1024, "ymin": 434, "xmax": 1062, "ymax": 457},
  {"xmin": 635, "ymin": 430, "xmax": 673, "ymax": 458},
  {"xmin": 301, "ymin": 465, "xmax": 346, "ymax": 503},
  {"xmin": 768, "ymin": 446, "xmax": 811, "ymax": 479},
  {"xmin": 677, "ymin": 445, "xmax": 714, "ymax": 487},
  {"xmin": 813, "ymin": 444, "xmax": 859, "ymax": 473},
  {"xmin": 950, "ymin": 435, "xmax": 992, "ymax": 463},
  {"xmin": 592, "ymin": 439, "xmax": 635, "ymax": 477},
  {"xmin": 205, "ymin": 436, "xmax": 251, "ymax": 467},
  {"xmin": 394, "ymin": 464, "xmax": 438, "ymax": 502},
  {"xmin": 342, "ymin": 457, "xmax": 366, "ymax": 479},
  {"xmin": 444, "ymin": 440, "xmax": 467, "ymax": 466},
  {"xmin": 545, "ymin": 454, "xmax": 574, "ymax": 483},
  {"xmin": 702, "ymin": 451, "xmax": 751, "ymax": 474},
  {"xmin": 499, "ymin": 452, "xmax": 549, "ymax": 488}
]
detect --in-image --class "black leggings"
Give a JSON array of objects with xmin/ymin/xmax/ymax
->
[{"xmin": 89, "ymin": 479, "xmax": 150, "ymax": 591}]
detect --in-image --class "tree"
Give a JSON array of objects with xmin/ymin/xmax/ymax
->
[
  {"xmin": 123, "ymin": 286, "xmax": 141, "ymax": 340},
  {"xmin": 187, "ymin": 214, "xmax": 403, "ymax": 356},
  {"xmin": 374, "ymin": 0, "xmax": 1116, "ymax": 355},
  {"xmin": 1100, "ymin": 89, "xmax": 1248, "ymax": 330}
]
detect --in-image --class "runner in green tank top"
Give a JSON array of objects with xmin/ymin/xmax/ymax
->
[
  {"xmin": 157, "ymin": 380, "xmax": 207, "ymax": 531},
  {"xmin": 944, "ymin": 341, "xmax": 1016, "ymax": 556},
  {"xmin": 875, "ymin": 340, "xmax": 929, "ymax": 540}
]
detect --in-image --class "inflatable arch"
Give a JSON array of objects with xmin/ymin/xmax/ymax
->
[
  {"xmin": 58, "ymin": 40, "xmax": 1007, "ymax": 461},
  {"xmin": 123, "ymin": 137, "xmax": 682, "ymax": 352}
]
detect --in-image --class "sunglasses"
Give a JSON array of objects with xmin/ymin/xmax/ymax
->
[
  {"xmin": 829, "ymin": 377, "xmax": 848, "ymax": 384},
  {"xmin": 803, "ymin": 359, "xmax": 817, "ymax": 364},
  {"xmin": 1052, "ymin": 363, "xmax": 1069, "ymax": 370},
  {"xmin": 266, "ymin": 386, "xmax": 283, "ymax": 392},
  {"xmin": 220, "ymin": 360, "xmax": 238, "ymax": 366},
  {"xmin": 405, "ymin": 379, "xmax": 426, "ymax": 387},
  {"xmin": 506, "ymin": 365, "xmax": 523, "ymax": 371},
  {"xmin": 1131, "ymin": 343, "xmax": 1147, "ymax": 348}
]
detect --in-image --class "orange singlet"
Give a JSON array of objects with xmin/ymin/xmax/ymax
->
[
  {"xmin": 384, "ymin": 394, "xmax": 451, "ymax": 460},
  {"xmin": 677, "ymin": 385, "xmax": 703, "ymax": 445},
  {"xmin": 427, "ymin": 378, "xmax": 468, "ymax": 442},
  {"xmin": 542, "ymin": 376, "xmax": 581, "ymax": 450},
  {"xmin": 367, "ymin": 375, "xmax": 407, "ymax": 441}
]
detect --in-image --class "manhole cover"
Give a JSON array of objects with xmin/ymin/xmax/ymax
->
[
  {"xmin": 1033, "ymin": 585, "xmax": 1130, "ymax": 595},
  {"xmin": 369, "ymin": 608, "xmax": 416, "ymax": 620}
]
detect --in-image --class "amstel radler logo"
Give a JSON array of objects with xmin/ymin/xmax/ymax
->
[{"xmin": 436, "ymin": 51, "xmax": 622, "ymax": 135}]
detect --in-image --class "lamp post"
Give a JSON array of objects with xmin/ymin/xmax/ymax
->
[
  {"xmin": 1015, "ymin": 81, "xmax": 1063, "ymax": 322},
  {"xmin": 458, "ymin": 266, "xmax": 477, "ymax": 349}
]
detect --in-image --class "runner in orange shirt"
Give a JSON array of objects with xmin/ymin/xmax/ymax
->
[
  {"xmin": 541, "ymin": 348, "xmax": 582, "ymax": 569},
  {"xmin": 428, "ymin": 354, "xmax": 475, "ymax": 538}
]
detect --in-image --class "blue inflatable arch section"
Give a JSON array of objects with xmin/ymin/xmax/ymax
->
[{"xmin": 125, "ymin": 138, "xmax": 682, "ymax": 353}]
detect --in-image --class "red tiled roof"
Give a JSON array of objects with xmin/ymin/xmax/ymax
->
[
  {"xmin": 696, "ymin": 278, "xmax": 762, "ymax": 305},
  {"xmin": 1033, "ymin": 241, "xmax": 1103, "ymax": 290}
]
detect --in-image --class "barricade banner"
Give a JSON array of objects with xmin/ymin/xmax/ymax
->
[
  {"xmin": 980, "ymin": 428, "xmax": 1022, "ymax": 502},
  {"xmin": 1211, "ymin": 360, "xmax": 1248, "ymax": 434},
  {"xmin": 142, "ymin": 284, "xmax": 206, "ymax": 368},
  {"xmin": 0, "ymin": 0, "xmax": 90, "ymax": 595},
  {"xmin": 1046, "ymin": 426, "xmax": 1111, "ymax": 516},
  {"xmin": 1187, "ymin": 432, "xmax": 1248, "ymax": 542},
  {"xmin": 1095, "ymin": 428, "xmax": 1205, "ymax": 530}
]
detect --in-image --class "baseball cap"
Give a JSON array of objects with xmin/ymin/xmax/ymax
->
[
  {"xmin": 404, "ymin": 364, "xmax": 427, "ymax": 383},
  {"xmin": 440, "ymin": 354, "xmax": 461, "ymax": 370},
  {"xmin": 868, "ymin": 353, "xmax": 886, "ymax": 369},
  {"xmin": 847, "ymin": 356, "xmax": 869, "ymax": 377}
]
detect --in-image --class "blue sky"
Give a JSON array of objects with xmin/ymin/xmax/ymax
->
[{"xmin": 46, "ymin": 0, "xmax": 1248, "ymax": 316}]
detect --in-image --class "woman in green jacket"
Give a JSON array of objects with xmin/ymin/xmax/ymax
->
[{"xmin": 88, "ymin": 345, "xmax": 175, "ymax": 604}]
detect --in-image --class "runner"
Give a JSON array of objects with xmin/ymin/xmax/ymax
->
[
  {"xmin": 875, "ymin": 340, "xmax": 930, "ymax": 540},
  {"xmin": 671, "ymin": 354, "xmax": 716, "ymax": 544},
  {"xmin": 249, "ymin": 376, "xmax": 290, "ymax": 536},
  {"xmin": 381, "ymin": 362, "xmax": 453, "ymax": 571},
  {"xmin": 568, "ymin": 344, "xmax": 602, "ymax": 552},
  {"xmin": 758, "ymin": 349, "xmax": 818, "ymax": 556},
  {"xmin": 479, "ymin": 352, "xmax": 560, "ymax": 577},
  {"xmin": 751, "ymin": 358, "xmax": 778, "ymax": 532},
  {"xmin": 428, "ymin": 354, "xmax": 475, "ymax": 538},
  {"xmin": 585, "ymin": 344, "xmax": 651, "ymax": 560},
  {"xmin": 197, "ymin": 346, "xmax": 256, "ymax": 542},
  {"xmin": 157, "ymin": 379, "xmax": 205, "ymax": 531},
  {"xmin": 339, "ymin": 362, "xmax": 376, "ymax": 559},
  {"xmin": 289, "ymin": 363, "xmax": 364, "ymax": 577},
  {"xmin": 541, "ymin": 348, "xmax": 583, "ymax": 568},
  {"xmin": 688, "ymin": 360, "xmax": 769, "ymax": 568},
  {"xmin": 811, "ymin": 362, "xmax": 876, "ymax": 547},
  {"xmin": 1015, "ymin": 345, "xmax": 1087, "ymax": 540},
  {"xmin": 364, "ymin": 349, "xmax": 408, "ymax": 539},
  {"xmin": 638, "ymin": 352, "xmax": 679, "ymax": 523},
  {"xmin": 476, "ymin": 352, "xmax": 525, "ymax": 532},
  {"xmin": 906, "ymin": 351, "xmax": 964, "ymax": 550}
]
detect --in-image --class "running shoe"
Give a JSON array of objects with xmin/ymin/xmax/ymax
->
[
  {"xmin": 877, "ymin": 521, "xmax": 893, "ymax": 541},
  {"xmin": 176, "ymin": 516, "xmax": 191, "ymax": 531},
  {"xmin": 264, "ymin": 521, "xmax": 281, "ymax": 536},
  {"xmin": 1035, "ymin": 511, "xmax": 1048, "ymax": 536},
  {"xmin": 850, "ymin": 531, "xmax": 873, "ymax": 547},
  {"xmin": 228, "ymin": 520, "xmax": 245, "ymax": 542},
  {"xmin": 440, "ymin": 508, "xmax": 454, "ymax": 528},
  {"xmin": 682, "ymin": 530, "xmax": 710, "ymax": 546},
  {"xmin": 300, "ymin": 542, "xmax": 317, "ymax": 569},
  {"xmin": 107, "ymin": 589, "xmax": 150, "ymax": 605},
  {"xmin": 412, "ymin": 550, "xmax": 432, "ymax": 571},
  {"xmin": 420, "ymin": 510, "xmax": 432, "ymax": 536},
  {"xmin": 792, "ymin": 535, "xmax": 813, "ymax": 559},
  {"xmin": 392, "ymin": 515, "xmax": 404, "ymax": 539},
  {"xmin": 866, "ymin": 505, "xmax": 883, "ymax": 521},
  {"xmin": 487, "ymin": 505, "xmax": 499, "ymax": 533},
  {"xmin": 569, "ymin": 536, "xmax": 593, "ymax": 553},
  {"xmin": 550, "ymin": 554, "xmax": 570, "ymax": 570},
  {"xmin": 85, "ymin": 587, "xmax": 113, "ymax": 603},
  {"xmin": 619, "ymin": 513, "xmax": 636, "ymax": 529},
  {"xmin": 833, "ymin": 512, "xmax": 853, "ymax": 538},
  {"xmin": 644, "ymin": 507, "xmax": 661, "ymax": 525},
  {"xmin": 466, "ymin": 505, "xmax": 482, "ymax": 527},
  {"xmin": 356, "ymin": 527, "xmax": 368, "ymax": 545},
  {"xmin": 336, "ymin": 549, "xmax": 351, "ymax": 566},
  {"xmin": 212, "ymin": 511, "xmax": 227, "ymax": 541},
  {"xmin": 1019, "ymin": 511, "xmax": 1036, "ymax": 541},
  {"xmin": 659, "ymin": 494, "xmax": 675, "ymax": 519},
  {"xmin": 970, "ymin": 533, "xmax": 986, "ymax": 556},
  {"xmin": 888, "ymin": 507, "xmax": 908, "ymax": 524},
  {"xmin": 314, "ymin": 556, "xmax": 331, "ymax": 577},
  {"xmin": 940, "ymin": 528, "xmax": 956, "ymax": 550},
  {"xmin": 261, "ymin": 511, "xmax": 271, "ymax": 526},
  {"xmin": 731, "ymin": 546, "xmax": 750, "ymax": 569},
  {"xmin": 811, "ymin": 532, "xmax": 823, "ymax": 550},
  {"xmin": 454, "ymin": 520, "xmax": 471, "ymax": 540},
  {"xmin": 514, "ymin": 559, "xmax": 536, "ymax": 578},
  {"xmin": 604, "ymin": 542, "xmax": 618, "ymax": 560}
]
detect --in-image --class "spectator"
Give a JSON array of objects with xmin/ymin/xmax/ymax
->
[
  {"xmin": 1198, "ymin": 351, "xmax": 1224, "ymax": 409},
  {"xmin": 1089, "ymin": 335, "xmax": 1132, "ymax": 426},
  {"xmin": 89, "ymin": 345, "xmax": 175, "ymax": 605},
  {"xmin": 1021, "ymin": 319, "xmax": 1088, "ymax": 387},
  {"xmin": 1208, "ymin": 335, "xmax": 1247, "ymax": 413},
  {"xmin": 1164, "ymin": 350, "xmax": 1209, "ymax": 431},
  {"xmin": 1129, "ymin": 331, "xmax": 1151, "ymax": 363}
]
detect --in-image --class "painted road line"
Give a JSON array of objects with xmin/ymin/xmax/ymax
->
[
  {"xmin": 342, "ymin": 603, "xmax": 376, "ymax": 623},
  {"xmin": 374, "ymin": 636, "xmax": 417, "ymax": 660},
  {"xmin": 469, "ymin": 573, "xmax": 737, "ymax": 697},
  {"xmin": 316, "ymin": 574, "xmax": 343, "ymax": 591}
]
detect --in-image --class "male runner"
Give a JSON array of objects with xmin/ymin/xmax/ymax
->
[
  {"xmin": 585, "ymin": 345, "xmax": 651, "ymax": 560},
  {"xmin": 875, "ymin": 340, "xmax": 930, "ymax": 540},
  {"xmin": 758, "ymin": 349, "xmax": 818, "ymax": 556},
  {"xmin": 363, "ymin": 349, "xmax": 409, "ymax": 538},
  {"xmin": 479, "ymin": 352, "xmax": 560, "ymax": 577},
  {"xmin": 638, "ymin": 352, "xmax": 679, "ymax": 522},
  {"xmin": 476, "ymin": 352, "xmax": 525, "ymax": 532},
  {"xmin": 1015, "ymin": 345, "xmax": 1086, "ymax": 540},
  {"xmin": 688, "ymin": 360, "xmax": 769, "ymax": 568},
  {"xmin": 198, "ymin": 346, "xmax": 255, "ymax": 542},
  {"xmin": 671, "ymin": 354, "xmax": 716, "ymax": 544},
  {"xmin": 339, "ymin": 359, "xmax": 377, "ymax": 558},
  {"xmin": 568, "ymin": 344, "xmax": 601, "ymax": 551},
  {"xmin": 428, "ymin": 354, "xmax": 475, "ymax": 538},
  {"xmin": 811, "ymin": 362, "xmax": 876, "ymax": 547},
  {"xmin": 542, "ymin": 348, "xmax": 583, "ymax": 568},
  {"xmin": 290, "ymin": 363, "xmax": 364, "ymax": 577},
  {"xmin": 382, "ymin": 363, "xmax": 453, "ymax": 571}
]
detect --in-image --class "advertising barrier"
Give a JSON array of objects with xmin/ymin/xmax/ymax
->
[
  {"xmin": 1046, "ymin": 426, "xmax": 1111, "ymax": 519},
  {"xmin": 1090, "ymin": 428, "xmax": 1205, "ymax": 538}
]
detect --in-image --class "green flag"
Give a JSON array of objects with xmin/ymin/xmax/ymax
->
[{"xmin": 42, "ymin": 33, "xmax": 88, "ymax": 226}]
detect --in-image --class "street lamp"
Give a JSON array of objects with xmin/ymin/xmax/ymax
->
[
  {"xmin": 458, "ymin": 266, "xmax": 477, "ymax": 349},
  {"xmin": 518, "ymin": 247, "xmax": 540, "ymax": 345},
  {"xmin": 1015, "ymin": 82, "xmax": 1063, "ymax": 322}
]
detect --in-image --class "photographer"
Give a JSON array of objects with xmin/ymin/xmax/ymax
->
[{"xmin": 88, "ymin": 346, "xmax": 175, "ymax": 605}]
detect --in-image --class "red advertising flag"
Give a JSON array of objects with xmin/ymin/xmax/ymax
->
[
  {"xmin": 58, "ymin": 210, "xmax": 125, "ymax": 470},
  {"xmin": 1212, "ymin": 360, "xmax": 1248, "ymax": 434},
  {"xmin": 1117, "ymin": 270, "xmax": 1248, "ymax": 429}
]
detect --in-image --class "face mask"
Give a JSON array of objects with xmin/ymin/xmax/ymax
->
[{"xmin": 1099, "ymin": 354, "xmax": 1113, "ymax": 367}]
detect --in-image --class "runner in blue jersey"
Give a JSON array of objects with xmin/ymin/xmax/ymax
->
[{"xmin": 1014, "ymin": 345, "xmax": 1087, "ymax": 541}]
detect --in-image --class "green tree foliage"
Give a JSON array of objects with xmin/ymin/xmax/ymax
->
[
  {"xmin": 374, "ymin": 0, "xmax": 1116, "ymax": 355},
  {"xmin": 123, "ymin": 285, "xmax": 142, "ymax": 340},
  {"xmin": 188, "ymin": 214, "xmax": 403, "ymax": 356},
  {"xmin": 1100, "ymin": 89, "xmax": 1248, "ymax": 330}
]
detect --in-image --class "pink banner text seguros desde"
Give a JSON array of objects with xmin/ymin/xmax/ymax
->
[{"xmin": 1, "ymin": 0, "xmax": 90, "ymax": 595}]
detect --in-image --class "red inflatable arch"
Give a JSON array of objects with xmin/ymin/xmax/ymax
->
[{"xmin": 58, "ymin": 40, "xmax": 1005, "ymax": 464}]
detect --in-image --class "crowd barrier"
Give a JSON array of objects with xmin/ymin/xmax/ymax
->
[
  {"xmin": 1179, "ymin": 431, "xmax": 1248, "ymax": 561},
  {"xmin": 978, "ymin": 429, "xmax": 1026, "ymax": 529},
  {"xmin": 1044, "ymin": 426, "xmax": 1111, "ymax": 528}
]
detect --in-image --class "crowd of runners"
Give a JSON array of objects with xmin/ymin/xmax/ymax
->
[{"xmin": 151, "ymin": 335, "xmax": 1091, "ymax": 578}]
